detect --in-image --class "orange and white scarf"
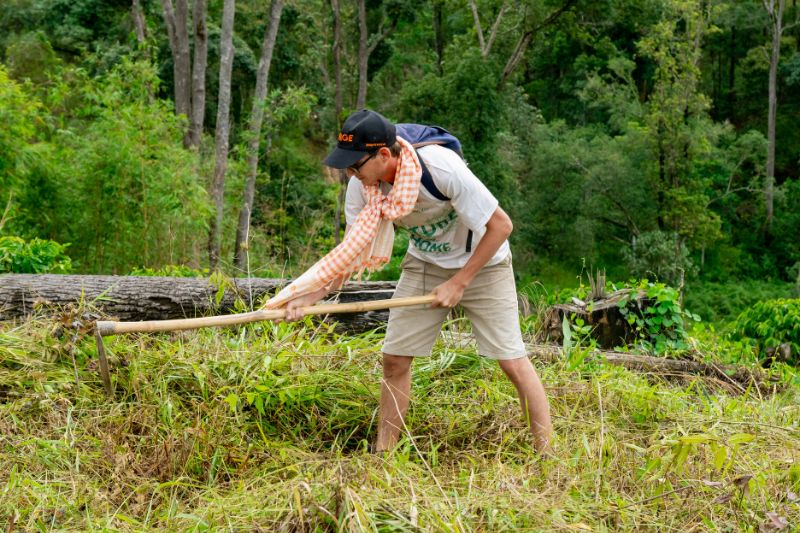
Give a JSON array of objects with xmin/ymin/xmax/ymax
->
[{"xmin": 264, "ymin": 137, "xmax": 422, "ymax": 308}]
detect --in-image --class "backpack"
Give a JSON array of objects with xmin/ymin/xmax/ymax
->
[
  {"xmin": 395, "ymin": 124, "xmax": 463, "ymax": 201},
  {"xmin": 394, "ymin": 123, "xmax": 473, "ymax": 252}
]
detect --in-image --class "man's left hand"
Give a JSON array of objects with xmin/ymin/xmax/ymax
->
[{"xmin": 431, "ymin": 278, "xmax": 467, "ymax": 308}]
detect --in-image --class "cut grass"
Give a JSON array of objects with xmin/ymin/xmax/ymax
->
[{"xmin": 0, "ymin": 314, "xmax": 798, "ymax": 531}]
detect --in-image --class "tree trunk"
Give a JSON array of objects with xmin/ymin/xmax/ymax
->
[
  {"xmin": 331, "ymin": 0, "xmax": 343, "ymax": 119},
  {"xmin": 161, "ymin": 0, "xmax": 192, "ymax": 120},
  {"xmin": 468, "ymin": 0, "xmax": 486, "ymax": 53},
  {"xmin": 356, "ymin": 0, "xmax": 369, "ymax": 108},
  {"xmin": 764, "ymin": 0, "xmax": 785, "ymax": 235},
  {"xmin": 331, "ymin": 0, "xmax": 346, "ymax": 245},
  {"xmin": 432, "ymin": 0, "xmax": 444, "ymax": 74},
  {"xmin": 132, "ymin": 0, "xmax": 147, "ymax": 43},
  {"xmin": 233, "ymin": 0, "xmax": 284, "ymax": 271},
  {"xmin": 728, "ymin": 26, "xmax": 736, "ymax": 114},
  {"xmin": 355, "ymin": 0, "xmax": 397, "ymax": 108},
  {"xmin": 0, "ymin": 274, "xmax": 396, "ymax": 334},
  {"xmin": 208, "ymin": 0, "xmax": 236, "ymax": 270},
  {"xmin": 186, "ymin": 0, "xmax": 208, "ymax": 149}
]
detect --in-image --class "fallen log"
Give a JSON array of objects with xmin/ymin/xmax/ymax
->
[
  {"xmin": 525, "ymin": 343, "xmax": 778, "ymax": 394},
  {"xmin": 0, "ymin": 274, "xmax": 397, "ymax": 334}
]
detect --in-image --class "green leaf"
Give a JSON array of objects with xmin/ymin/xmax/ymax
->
[
  {"xmin": 223, "ymin": 393, "xmax": 239, "ymax": 413},
  {"xmin": 562, "ymin": 315, "xmax": 573, "ymax": 351},
  {"xmin": 728, "ymin": 433, "xmax": 755, "ymax": 445},
  {"xmin": 679, "ymin": 434, "xmax": 712, "ymax": 444},
  {"xmin": 713, "ymin": 446, "xmax": 727, "ymax": 472}
]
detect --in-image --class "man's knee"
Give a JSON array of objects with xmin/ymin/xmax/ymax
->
[
  {"xmin": 382, "ymin": 353, "xmax": 413, "ymax": 377},
  {"xmin": 497, "ymin": 356, "xmax": 531, "ymax": 380}
]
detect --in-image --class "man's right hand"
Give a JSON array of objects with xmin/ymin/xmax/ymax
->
[{"xmin": 283, "ymin": 287, "xmax": 328, "ymax": 322}]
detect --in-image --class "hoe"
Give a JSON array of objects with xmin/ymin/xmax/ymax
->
[{"xmin": 92, "ymin": 294, "xmax": 435, "ymax": 397}]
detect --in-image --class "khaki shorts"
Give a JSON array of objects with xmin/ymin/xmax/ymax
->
[{"xmin": 382, "ymin": 253, "xmax": 527, "ymax": 360}]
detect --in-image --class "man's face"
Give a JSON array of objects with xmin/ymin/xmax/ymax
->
[{"xmin": 347, "ymin": 149, "xmax": 387, "ymax": 186}]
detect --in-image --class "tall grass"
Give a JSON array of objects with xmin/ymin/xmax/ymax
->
[{"xmin": 0, "ymin": 314, "xmax": 798, "ymax": 531}]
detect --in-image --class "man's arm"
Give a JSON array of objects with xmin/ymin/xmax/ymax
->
[
  {"xmin": 430, "ymin": 206, "xmax": 512, "ymax": 308},
  {"xmin": 284, "ymin": 224, "xmax": 351, "ymax": 321},
  {"xmin": 283, "ymin": 276, "xmax": 344, "ymax": 321}
]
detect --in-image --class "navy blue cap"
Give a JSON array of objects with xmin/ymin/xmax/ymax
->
[{"xmin": 324, "ymin": 109, "xmax": 397, "ymax": 168}]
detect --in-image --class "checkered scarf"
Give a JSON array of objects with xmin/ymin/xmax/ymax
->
[{"xmin": 264, "ymin": 137, "xmax": 422, "ymax": 308}]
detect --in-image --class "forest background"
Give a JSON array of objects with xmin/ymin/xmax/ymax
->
[
  {"xmin": 3, "ymin": 1, "xmax": 800, "ymax": 530},
  {"xmin": 1, "ymin": 0, "xmax": 800, "ymax": 322}
]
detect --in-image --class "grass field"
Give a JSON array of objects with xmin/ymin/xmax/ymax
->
[{"xmin": 1, "ymin": 310, "xmax": 799, "ymax": 531}]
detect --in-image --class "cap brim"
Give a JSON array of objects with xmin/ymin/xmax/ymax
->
[{"xmin": 323, "ymin": 147, "xmax": 368, "ymax": 169}]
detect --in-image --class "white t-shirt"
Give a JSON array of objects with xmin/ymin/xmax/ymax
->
[{"xmin": 344, "ymin": 145, "xmax": 510, "ymax": 269}]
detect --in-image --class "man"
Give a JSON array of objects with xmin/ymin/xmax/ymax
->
[{"xmin": 283, "ymin": 109, "xmax": 552, "ymax": 453}]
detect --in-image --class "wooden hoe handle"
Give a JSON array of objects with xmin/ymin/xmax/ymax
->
[{"xmin": 95, "ymin": 294, "xmax": 435, "ymax": 336}]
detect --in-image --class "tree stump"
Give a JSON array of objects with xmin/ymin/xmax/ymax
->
[{"xmin": 541, "ymin": 288, "xmax": 651, "ymax": 349}]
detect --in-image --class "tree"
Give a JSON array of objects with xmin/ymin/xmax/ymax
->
[
  {"xmin": 468, "ymin": 0, "xmax": 509, "ymax": 57},
  {"xmin": 762, "ymin": 0, "xmax": 798, "ymax": 235},
  {"xmin": 131, "ymin": 0, "xmax": 147, "ymax": 44},
  {"xmin": 330, "ymin": 0, "xmax": 347, "ymax": 245},
  {"xmin": 432, "ymin": 0, "xmax": 445, "ymax": 74},
  {"xmin": 356, "ymin": 0, "xmax": 399, "ymax": 108},
  {"xmin": 160, "ymin": 0, "xmax": 192, "ymax": 120},
  {"xmin": 330, "ymin": 0, "xmax": 343, "ymax": 118},
  {"xmin": 161, "ymin": 0, "xmax": 209, "ymax": 148},
  {"xmin": 187, "ymin": 0, "xmax": 208, "ymax": 148},
  {"xmin": 208, "ymin": 0, "xmax": 235, "ymax": 269},
  {"xmin": 497, "ymin": 0, "xmax": 577, "ymax": 88},
  {"xmin": 233, "ymin": 0, "xmax": 285, "ymax": 271}
]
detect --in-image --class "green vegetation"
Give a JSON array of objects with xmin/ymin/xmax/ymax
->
[
  {"xmin": 129, "ymin": 264, "xmax": 210, "ymax": 278},
  {"xmin": 617, "ymin": 282, "xmax": 701, "ymax": 354},
  {"xmin": 733, "ymin": 299, "xmax": 800, "ymax": 365},
  {"xmin": 0, "ymin": 0, "xmax": 797, "ymax": 288},
  {"xmin": 0, "ymin": 235, "xmax": 72, "ymax": 273},
  {"xmin": 684, "ymin": 280, "xmax": 798, "ymax": 324},
  {"xmin": 1, "ymin": 314, "xmax": 798, "ymax": 530}
]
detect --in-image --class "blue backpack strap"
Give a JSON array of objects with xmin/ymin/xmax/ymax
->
[{"xmin": 417, "ymin": 150, "xmax": 449, "ymax": 201}]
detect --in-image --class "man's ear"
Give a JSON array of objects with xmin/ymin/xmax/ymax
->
[{"xmin": 379, "ymin": 146, "xmax": 392, "ymax": 160}]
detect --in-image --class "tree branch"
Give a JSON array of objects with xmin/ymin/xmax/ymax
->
[
  {"xmin": 160, "ymin": 0, "xmax": 177, "ymax": 56},
  {"xmin": 367, "ymin": 16, "xmax": 399, "ymax": 55},
  {"xmin": 468, "ymin": 0, "xmax": 486, "ymax": 53},
  {"xmin": 499, "ymin": 0, "xmax": 577, "ymax": 88},
  {"xmin": 484, "ymin": 0, "xmax": 509, "ymax": 57},
  {"xmin": 706, "ymin": 187, "xmax": 759, "ymax": 206}
]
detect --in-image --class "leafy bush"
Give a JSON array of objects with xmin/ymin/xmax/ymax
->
[
  {"xmin": 0, "ymin": 235, "xmax": 72, "ymax": 273},
  {"xmin": 622, "ymin": 231, "xmax": 697, "ymax": 287},
  {"xmin": 731, "ymin": 299, "xmax": 800, "ymax": 365},
  {"xmin": 616, "ymin": 282, "xmax": 700, "ymax": 354},
  {"xmin": 684, "ymin": 280, "xmax": 795, "ymax": 324},
  {"xmin": 0, "ymin": 63, "xmax": 40, "ymax": 189},
  {"xmin": 5, "ymin": 58, "xmax": 211, "ymax": 274}
]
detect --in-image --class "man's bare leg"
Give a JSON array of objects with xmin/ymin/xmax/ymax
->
[
  {"xmin": 498, "ymin": 357, "xmax": 552, "ymax": 453},
  {"xmin": 375, "ymin": 354, "xmax": 413, "ymax": 452}
]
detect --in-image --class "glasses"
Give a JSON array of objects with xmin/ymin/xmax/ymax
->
[{"xmin": 348, "ymin": 151, "xmax": 377, "ymax": 175}]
